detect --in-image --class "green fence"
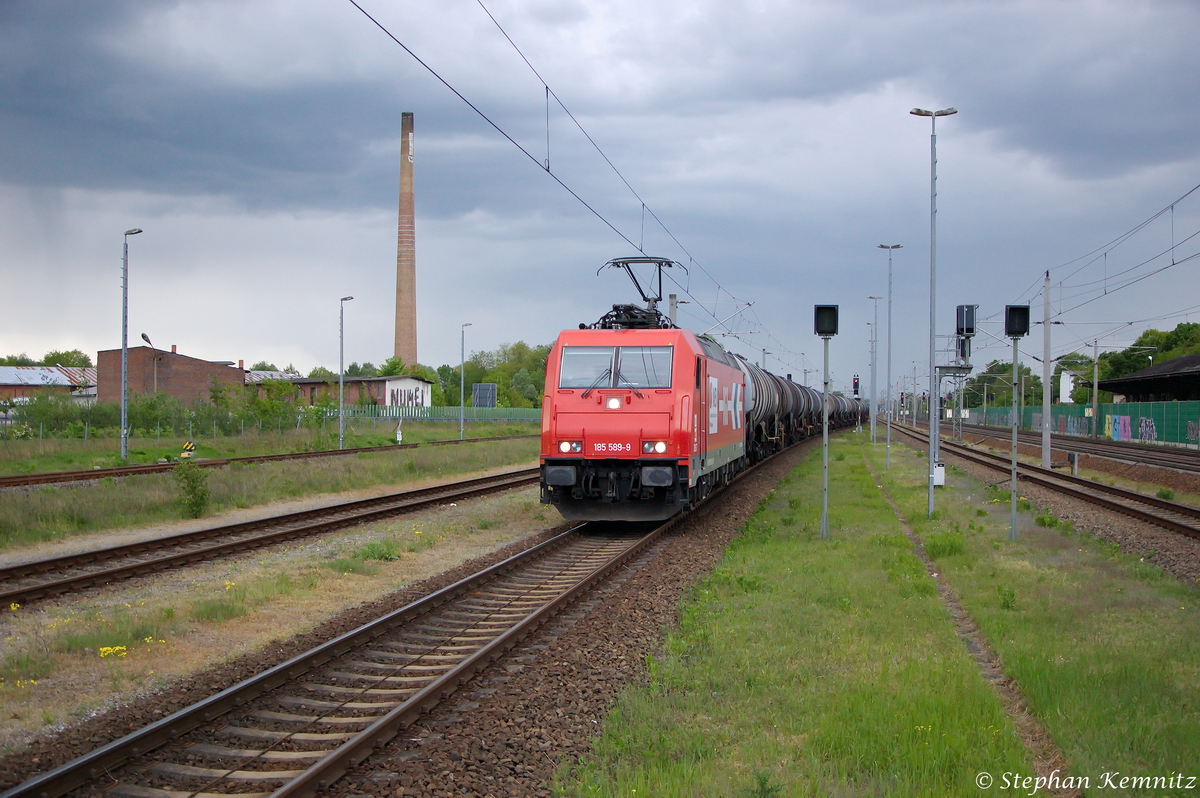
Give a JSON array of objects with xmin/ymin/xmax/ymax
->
[
  {"xmin": 341, "ymin": 405, "xmax": 541, "ymax": 422},
  {"xmin": 970, "ymin": 401, "xmax": 1200, "ymax": 446}
]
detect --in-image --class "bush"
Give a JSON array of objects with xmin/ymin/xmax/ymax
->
[
  {"xmin": 1156, "ymin": 488, "xmax": 1175, "ymax": 501},
  {"xmin": 173, "ymin": 460, "xmax": 210, "ymax": 518}
]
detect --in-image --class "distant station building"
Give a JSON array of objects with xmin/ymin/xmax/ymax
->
[
  {"xmin": 1098, "ymin": 353, "xmax": 1200, "ymax": 402},
  {"xmin": 0, "ymin": 366, "xmax": 96, "ymax": 401},
  {"xmin": 96, "ymin": 345, "xmax": 246, "ymax": 403},
  {"xmin": 289, "ymin": 374, "xmax": 434, "ymax": 409}
]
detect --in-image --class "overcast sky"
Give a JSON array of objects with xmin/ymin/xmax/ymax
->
[{"xmin": 3, "ymin": 0, "xmax": 1199, "ymax": 394}]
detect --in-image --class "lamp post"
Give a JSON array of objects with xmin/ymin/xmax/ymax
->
[
  {"xmin": 139, "ymin": 333, "xmax": 158, "ymax": 394},
  {"xmin": 867, "ymin": 296, "xmax": 882, "ymax": 450},
  {"xmin": 460, "ymin": 322, "xmax": 472, "ymax": 441},
  {"xmin": 814, "ymin": 305, "xmax": 839, "ymax": 540},
  {"xmin": 120, "ymin": 228, "xmax": 143, "ymax": 460},
  {"xmin": 339, "ymin": 296, "xmax": 354, "ymax": 450},
  {"xmin": 911, "ymin": 106, "xmax": 956, "ymax": 517},
  {"xmin": 878, "ymin": 244, "xmax": 902, "ymax": 468}
]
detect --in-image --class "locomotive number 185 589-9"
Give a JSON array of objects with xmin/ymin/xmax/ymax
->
[{"xmin": 592, "ymin": 442, "xmax": 632, "ymax": 453}]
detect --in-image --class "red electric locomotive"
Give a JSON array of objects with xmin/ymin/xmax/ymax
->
[{"xmin": 539, "ymin": 257, "xmax": 864, "ymax": 521}]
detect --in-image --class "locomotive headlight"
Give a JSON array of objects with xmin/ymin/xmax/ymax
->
[
  {"xmin": 606, "ymin": 396, "xmax": 622, "ymax": 410},
  {"xmin": 559, "ymin": 441, "xmax": 571, "ymax": 453},
  {"xmin": 642, "ymin": 441, "xmax": 668, "ymax": 454},
  {"xmin": 655, "ymin": 441, "xmax": 667, "ymax": 454},
  {"xmin": 559, "ymin": 440, "xmax": 582, "ymax": 453}
]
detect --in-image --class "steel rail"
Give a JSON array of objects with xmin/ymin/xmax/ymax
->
[
  {"xmin": 957, "ymin": 423, "xmax": 1200, "ymax": 473},
  {"xmin": 895, "ymin": 426, "xmax": 1200, "ymax": 542},
  {"xmin": 0, "ymin": 434, "xmax": 537, "ymax": 489},
  {"xmin": 0, "ymin": 525, "xmax": 593, "ymax": 798},
  {"xmin": 0, "ymin": 468, "xmax": 539, "ymax": 607},
  {"xmin": 3, "ymin": 434, "xmax": 813, "ymax": 798}
]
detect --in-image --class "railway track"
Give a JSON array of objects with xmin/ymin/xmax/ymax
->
[
  {"xmin": 894, "ymin": 426, "xmax": 1200, "ymax": 542},
  {"xmin": 950, "ymin": 422, "xmax": 1200, "ymax": 474},
  {"xmin": 0, "ymin": 434, "xmax": 537, "ymax": 490},
  {"xmin": 1, "ymin": 520, "xmax": 671, "ymax": 798},
  {"xmin": 0, "ymin": 468, "xmax": 540, "ymax": 608}
]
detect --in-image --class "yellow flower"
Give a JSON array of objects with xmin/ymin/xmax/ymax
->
[
  {"xmin": 99, "ymin": 646, "xmax": 129, "ymax": 659},
  {"xmin": 9, "ymin": 603, "xmax": 19, "ymax": 611},
  {"xmin": 224, "ymin": 581, "xmax": 236, "ymax": 591}
]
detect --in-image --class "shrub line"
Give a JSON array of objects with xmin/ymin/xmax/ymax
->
[{"xmin": 862, "ymin": 446, "xmax": 1081, "ymax": 797}]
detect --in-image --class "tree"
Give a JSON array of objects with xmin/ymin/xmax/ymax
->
[
  {"xmin": 1, "ymin": 353, "xmax": 36, "ymax": 366},
  {"xmin": 1054, "ymin": 351, "xmax": 1094, "ymax": 404},
  {"xmin": 249, "ymin": 361, "xmax": 278, "ymax": 371},
  {"xmin": 377, "ymin": 356, "xmax": 406, "ymax": 377},
  {"xmin": 308, "ymin": 365, "xmax": 336, "ymax": 379},
  {"xmin": 962, "ymin": 359, "xmax": 1042, "ymax": 408},
  {"xmin": 1099, "ymin": 322, "xmax": 1200, "ymax": 382},
  {"xmin": 40, "ymin": 349, "xmax": 93, "ymax": 367},
  {"xmin": 346, "ymin": 361, "xmax": 378, "ymax": 378}
]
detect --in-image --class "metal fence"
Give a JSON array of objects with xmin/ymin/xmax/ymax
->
[
  {"xmin": 341, "ymin": 405, "xmax": 541, "ymax": 422},
  {"xmin": 969, "ymin": 400, "xmax": 1200, "ymax": 447}
]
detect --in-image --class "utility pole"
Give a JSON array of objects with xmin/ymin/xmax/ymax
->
[
  {"xmin": 1092, "ymin": 339, "xmax": 1100, "ymax": 439},
  {"xmin": 1042, "ymin": 271, "xmax": 1052, "ymax": 468}
]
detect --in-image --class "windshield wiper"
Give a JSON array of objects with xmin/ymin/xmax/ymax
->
[
  {"xmin": 615, "ymin": 370, "xmax": 645, "ymax": 398},
  {"xmin": 581, "ymin": 367, "xmax": 612, "ymax": 398}
]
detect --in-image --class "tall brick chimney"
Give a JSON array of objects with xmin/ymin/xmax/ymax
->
[{"xmin": 394, "ymin": 112, "xmax": 417, "ymax": 366}]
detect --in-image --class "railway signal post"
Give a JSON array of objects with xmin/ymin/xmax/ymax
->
[
  {"xmin": 1006, "ymin": 305, "xmax": 1030, "ymax": 540},
  {"xmin": 815, "ymin": 305, "xmax": 839, "ymax": 540}
]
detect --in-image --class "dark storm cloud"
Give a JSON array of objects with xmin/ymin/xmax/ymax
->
[{"xmin": 6, "ymin": 0, "xmax": 1199, "ymax": 222}]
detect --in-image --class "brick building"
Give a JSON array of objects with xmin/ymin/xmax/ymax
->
[{"xmin": 96, "ymin": 346, "xmax": 246, "ymax": 403}]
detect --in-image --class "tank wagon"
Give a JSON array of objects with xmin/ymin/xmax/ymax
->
[{"xmin": 539, "ymin": 257, "xmax": 865, "ymax": 522}]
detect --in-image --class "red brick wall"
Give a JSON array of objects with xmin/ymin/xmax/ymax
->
[{"xmin": 97, "ymin": 347, "xmax": 244, "ymax": 403}]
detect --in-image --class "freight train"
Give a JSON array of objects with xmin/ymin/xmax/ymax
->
[{"xmin": 539, "ymin": 257, "xmax": 866, "ymax": 521}]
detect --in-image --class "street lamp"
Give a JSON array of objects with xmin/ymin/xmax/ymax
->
[
  {"xmin": 867, "ymin": 296, "xmax": 882, "ymax": 450},
  {"xmin": 460, "ymin": 323, "xmax": 472, "ymax": 440},
  {"xmin": 911, "ymin": 105, "xmax": 956, "ymax": 517},
  {"xmin": 120, "ymin": 227, "xmax": 143, "ymax": 460},
  {"xmin": 140, "ymin": 333, "xmax": 159, "ymax": 394},
  {"xmin": 878, "ymin": 244, "xmax": 902, "ymax": 468},
  {"xmin": 339, "ymin": 296, "xmax": 354, "ymax": 450}
]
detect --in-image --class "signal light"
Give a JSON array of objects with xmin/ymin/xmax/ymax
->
[
  {"xmin": 642, "ymin": 441, "xmax": 668, "ymax": 454},
  {"xmin": 1005, "ymin": 305, "xmax": 1030, "ymax": 338}
]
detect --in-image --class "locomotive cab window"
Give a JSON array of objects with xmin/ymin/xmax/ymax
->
[
  {"xmin": 558, "ymin": 345, "xmax": 673, "ymax": 389},
  {"xmin": 559, "ymin": 346, "xmax": 615, "ymax": 389},
  {"xmin": 615, "ymin": 346, "xmax": 673, "ymax": 389}
]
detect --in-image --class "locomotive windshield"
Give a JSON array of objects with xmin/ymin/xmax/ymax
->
[
  {"xmin": 615, "ymin": 346, "xmax": 673, "ymax": 388},
  {"xmin": 559, "ymin": 347, "xmax": 615, "ymax": 389},
  {"xmin": 559, "ymin": 346, "xmax": 673, "ymax": 389}
]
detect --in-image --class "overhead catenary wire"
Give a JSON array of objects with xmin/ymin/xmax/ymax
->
[{"xmin": 352, "ymin": 0, "xmax": 789, "ymax": 356}]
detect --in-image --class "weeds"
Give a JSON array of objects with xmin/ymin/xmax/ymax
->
[
  {"xmin": 742, "ymin": 771, "xmax": 783, "ymax": 797},
  {"xmin": 997, "ymin": 585, "xmax": 1017, "ymax": 610},
  {"xmin": 1156, "ymin": 487, "xmax": 1176, "ymax": 500},
  {"xmin": 924, "ymin": 531, "xmax": 965, "ymax": 560},
  {"xmin": 173, "ymin": 459, "xmax": 210, "ymax": 518}
]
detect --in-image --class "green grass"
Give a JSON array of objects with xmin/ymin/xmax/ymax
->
[
  {"xmin": 560, "ymin": 434, "xmax": 1029, "ymax": 796},
  {"xmin": 0, "ymin": 437, "xmax": 537, "ymax": 550},
  {"xmin": 189, "ymin": 572, "xmax": 318, "ymax": 623},
  {"xmin": 871, "ymin": 439, "xmax": 1200, "ymax": 787},
  {"xmin": 0, "ymin": 421, "xmax": 538, "ymax": 476}
]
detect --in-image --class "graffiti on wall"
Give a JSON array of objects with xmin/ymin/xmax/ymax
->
[
  {"xmin": 1138, "ymin": 417, "xmax": 1157, "ymax": 442},
  {"xmin": 388, "ymin": 386, "xmax": 427, "ymax": 407}
]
